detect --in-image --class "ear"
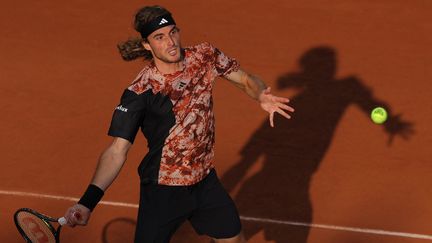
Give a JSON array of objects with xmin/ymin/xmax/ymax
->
[{"xmin": 142, "ymin": 40, "xmax": 152, "ymax": 51}]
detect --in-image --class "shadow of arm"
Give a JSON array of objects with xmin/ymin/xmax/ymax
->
[{"xmin": 349, "ymin": 77, "xmax": 415, "ymax": 145}]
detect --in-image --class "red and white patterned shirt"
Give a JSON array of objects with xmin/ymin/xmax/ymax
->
[{"xmin": 108, "ymin": 42, "xmax": 239, "ymax": 185}]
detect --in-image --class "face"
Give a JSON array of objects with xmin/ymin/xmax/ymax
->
[{"xmin": 143, "ymin": 25, "xmax": 182, "ymax": 63}]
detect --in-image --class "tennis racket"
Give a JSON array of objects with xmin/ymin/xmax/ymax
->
[{"xmin": 14, "ymin": 208, "xmax": 68, "ymax": 243}]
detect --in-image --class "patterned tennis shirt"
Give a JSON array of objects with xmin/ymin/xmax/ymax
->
[{"xmin": 108, "ymin": 42, "xmax": 239, "ymax": 185}]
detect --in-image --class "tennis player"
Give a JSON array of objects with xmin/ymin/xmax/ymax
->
[{"xmin": 63, "ymin": 5, "xmax": 294, "ymax": 243}]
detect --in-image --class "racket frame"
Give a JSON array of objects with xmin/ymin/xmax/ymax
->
[{"xmin": 14, "ymin": 208, "xmax": 62, "ymax": 243}]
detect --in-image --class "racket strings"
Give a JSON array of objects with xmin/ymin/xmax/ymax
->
[{"xmin": 16, "ymin": 211, "xmax": 56, "ymax": 243}]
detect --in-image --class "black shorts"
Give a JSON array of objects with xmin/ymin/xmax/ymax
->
[{"xmin": 134, "ymin": 169, "xmax": 242, "ymax": 243}]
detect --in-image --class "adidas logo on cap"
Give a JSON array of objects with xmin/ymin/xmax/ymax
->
[{"xmin": 159, "ymin": 18, "xmax": 168, "ymax": 25}]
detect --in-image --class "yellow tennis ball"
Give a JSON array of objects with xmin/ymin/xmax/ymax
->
[{"xmin": 371, "ymin": 107, "xmax": 388, "ymax": 124}]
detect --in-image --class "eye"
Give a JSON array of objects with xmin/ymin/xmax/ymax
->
[
  {"xmin": 154, "ymin": 35, "xmax": 163, "ymax": 41},
  {"xmin": 170, "ymin": 28, "xmax": 179, "ymax": 35}
]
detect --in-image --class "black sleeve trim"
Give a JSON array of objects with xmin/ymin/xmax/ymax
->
[{"xmin": 107, "ymin": 130, "xmax": 136, "ymax": 144}]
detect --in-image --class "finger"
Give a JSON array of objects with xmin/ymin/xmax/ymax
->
[
  {"xmin": 73, "ymin": 211, "xmax": 82, "ymax": 221},
  {"xmin": 64, "ymin": 209, "xmax": 75, "ymax": 226},
  {"xmin": 269, "ymin": 112, "xmax": 274, "ymax": 127},
  {"xmin": 274, "ymin": 96, "xmax": 290, "ymax": 103},
  {"xmin": 65, "ymin": 214, "xmax": 76, "ymax": 227},
  {"xmin": 67, "ymin": 209, "xmax": 81, "ymax": 226},
  {"xmin": 275, "ymin": 108, "xmax": 292, "ymax": 119},
  {"xmin": 72, "ymin": 211, "xmax": 84, "ymax": 224},
  {"xmin": 277, "ymin": 103, "xmax": 295, "ymax": 112}
]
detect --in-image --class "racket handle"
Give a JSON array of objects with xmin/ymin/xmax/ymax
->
[
  {"xmin": 58, "ymin": 217, "xmax": 67, "ymax": 225},
  {"xmin": 58, "ymin": 212, "xmax": 81, "ymax": 226}
]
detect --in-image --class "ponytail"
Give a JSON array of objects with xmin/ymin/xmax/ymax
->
[{"xmin": 117, "ymin": 37, "xmax": 152, "ymax": 61}]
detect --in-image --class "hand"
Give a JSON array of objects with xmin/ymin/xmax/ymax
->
[
  {"xmin": 258, "ymin": 87, "xmax": 295, "ymax": 127},
  {"xmin": 64, "ymin": 204, "xmax": 91, "ymax": 227},
  {"xmin": 384, "ymin": 114, "xmax": 415, "ymax": 145}
]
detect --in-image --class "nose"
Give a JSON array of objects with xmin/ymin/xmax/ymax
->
[{"xmin": 167, "ymin": 36, "xmax": 175, "ymax": 47}]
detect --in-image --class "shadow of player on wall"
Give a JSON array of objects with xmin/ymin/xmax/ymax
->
[{"xmin": 221, "ymin": 46, "xmax": 414, "ymax": 243}]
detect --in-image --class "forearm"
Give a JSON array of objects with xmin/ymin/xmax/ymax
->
[
  {"xmin": 240, "ymin": 72, "xmax": 268, "ymax": 100},
  {"xmin": 74, "ymin": 138, "xmax": 130, "ymax": 214},
  {"xmin": 66, "ymin": 147, "xmax": 127, "ymax": 223},
  {"xmin": 90, "ymin": 145, "xmax": 128, "ymax": 191},
  {"xmin": 225, "ymin": 69, "xmax": 267, "ymax": 100}
]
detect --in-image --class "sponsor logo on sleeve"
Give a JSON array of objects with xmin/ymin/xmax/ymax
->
[{"xmin": 116, "ymin": 105, "xmax": 128, "ymax": 112}]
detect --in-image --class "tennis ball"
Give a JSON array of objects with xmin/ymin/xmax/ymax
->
[{"xmin": 371, "ymin": 107, "xmax": 388, "ymax": 124}]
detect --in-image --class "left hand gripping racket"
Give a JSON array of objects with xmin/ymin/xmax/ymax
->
[{"xmin": 14, "ymin": 208, "xmax": 67, "ymax": 243}]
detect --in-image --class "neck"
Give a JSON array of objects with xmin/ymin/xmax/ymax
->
[{"xmin": 153, "ymin": 57, "xmax": 183, "ymax": 75}]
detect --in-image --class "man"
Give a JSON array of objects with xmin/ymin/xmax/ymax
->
[{"xmin": 64, "ymin": 5, "xmax": 294, "ymax": 243}]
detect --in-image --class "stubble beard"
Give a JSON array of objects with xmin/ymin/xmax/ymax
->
[{"xmin": 154, "ymin": 46, "xmax": 183, "ymax": 64}]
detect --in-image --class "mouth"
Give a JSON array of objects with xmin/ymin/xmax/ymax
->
[{"xmin": 167, "ymin": 47, "xmax": 179, "ymax": 56}]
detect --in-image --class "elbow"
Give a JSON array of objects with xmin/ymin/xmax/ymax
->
[{"xmin": 102, "ymin": 144, "xmax": 129, "ymax": 165}]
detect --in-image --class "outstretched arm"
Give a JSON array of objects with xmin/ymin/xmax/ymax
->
[
  {"xmin": 224, "ymin": 69, "xmax": 295, "ymax": 127},
  {"xmin": 64, "ymin": 137, "xmax": 132, "ymax": 226}
]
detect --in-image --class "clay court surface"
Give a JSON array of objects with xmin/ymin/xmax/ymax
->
[{"xmin": 1, "ymin": 1, "xmax": 431, "ymax": 242}]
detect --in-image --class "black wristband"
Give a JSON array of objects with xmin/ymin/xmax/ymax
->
[{"xmin": 78, "ymin": 184, "xmax": 104, "ymax": 212}]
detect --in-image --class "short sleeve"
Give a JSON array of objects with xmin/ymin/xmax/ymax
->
[
  {"xmin": 201, "ymin": 42, "xmax": 239, "ymax": 77},
  {"xmin": 108, "ymin": 89, "xmax": 146, "ymax": 143}
]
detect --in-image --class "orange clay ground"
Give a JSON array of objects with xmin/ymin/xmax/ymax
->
[{"xmin": 1, "ymin": 1, "xmax": 431, "ymax": 242}]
